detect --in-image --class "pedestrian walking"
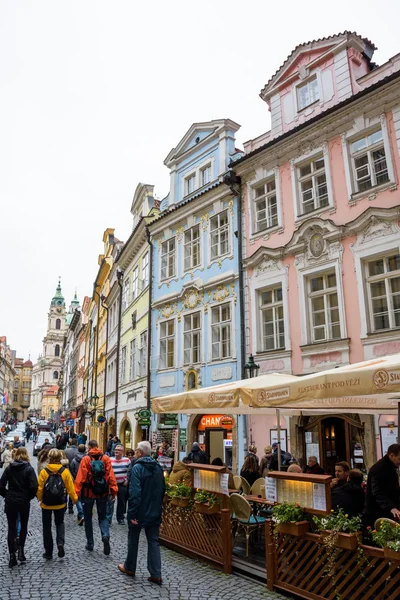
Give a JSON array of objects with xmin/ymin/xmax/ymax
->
[
  {"xmin": 2, "ymin": 443, "xmax": 14, "ymax": 470},
  {"xmin": 0, "ymin": 447, "xmax": 38, "ymax": 568},
  {"xmin": 364, "ymin": 443, "xmax": 400, "ymax": 526},
  {"xmin": 74, "ymin": 439, "xmax": 118, "ymax": 554},
  {"xmin": 106, "ymin": 434, "xmax": 114, "ymax": 456},
  {"xmin": 70, "ymin": 444, "xmax": 86, "ymax": 526},
  {"xmin": 118, "ymin": 441, "xmax": 165, "ymax": 585},
  {"xmin": 187, "ymin": 442, "xmax": 208, "ymax": 464},
  {"xmin": 65, "ymin": 439, "xmax": 79, "ymax": 515},
  {"xmin": 107, "ymin": 444, "xmax": 131, "ymax": 524},
  {"xmin": 37, "ymin": 448, "xmax": 78, "ymax": 560},
  {"xmin": 37, "ymin": 448, "xmax": 51, "ymax": 475},
  {"xmin": 13, "ymin": 436, "xmax": 23, "ymax": 449}
]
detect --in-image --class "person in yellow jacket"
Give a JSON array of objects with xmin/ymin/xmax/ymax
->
[{"xmin": 37, "ymin": 448, "xmax": 78, "ymax": 560}]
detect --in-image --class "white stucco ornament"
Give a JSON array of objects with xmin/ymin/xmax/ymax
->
[{"xmin": 309, "ymin": 232, "xmax": 325, "ymax": 258}]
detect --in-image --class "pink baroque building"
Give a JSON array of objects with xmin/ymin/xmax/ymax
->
[{"xmin": 231, "ymin": 32, "xmax": 400, "ymax": 472}]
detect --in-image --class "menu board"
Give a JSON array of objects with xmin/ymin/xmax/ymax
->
[
  {"xmin": 192, "ymin": 468, "xmax": 229, "ymax": 495},
  {"xmin": 312, "ymin": 483, "xmax": 327, "ymax": 512},
  {"xmin": 265, "ymin": 476, "xmax": 277, "ymax": 502}
]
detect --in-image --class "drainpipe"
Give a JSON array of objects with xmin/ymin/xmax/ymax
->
[
  {"xmin": 93, "ymin": 284, "xmax": 101, "ymax": 397},
  {"xmin": 115, "ymin": 268, "xmax": 124, "ymax": 434},
  {"xmin": 145, "ymin": 224, "xmax": 153, "ymax": 440},
  {"xmin": 223, "ymin": 170, "xmax": 247, "ymax": 459},
  {"xmin": 101, "ymin": 295, "xmax": 108, "ymax": 421}
]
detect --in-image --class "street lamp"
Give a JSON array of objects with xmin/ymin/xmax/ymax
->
[{"xmin": 244, "ymin": 354, "xmax": 260, "ymax": 379}]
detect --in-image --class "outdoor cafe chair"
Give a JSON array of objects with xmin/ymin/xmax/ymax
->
[
  {"xmin": 229, "ymin": 493, "xmax": 266, "ymax": 557},
  {"xmin": 233, "ymin": 475, "xmax": 242, "ymax": 491},
  {"xmin": 250, "ymin": 477, "xmax": 265, "ymax": 497},
  {"xmin": 240, "ymin": 476, "xmax": 251, "ymax": 495},
  {"xmin": 374, "ymin": 517, "xmax": 397, "ymax": 530}
]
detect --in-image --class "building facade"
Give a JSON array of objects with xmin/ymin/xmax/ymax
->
[
  {"xmin": 231, "ymin": 32, "xmax": 400, "ymax": 472},
  {"xmin": 149, "ymin": 120, "xmax": 245, "ymax": 470}
]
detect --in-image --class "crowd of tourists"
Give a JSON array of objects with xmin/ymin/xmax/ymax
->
[{"xmin": 0, "ymin": 430, "xmax": 165, "ymax": 586}]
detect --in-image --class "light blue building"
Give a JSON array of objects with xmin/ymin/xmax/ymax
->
[{"xmin": 149, "ymin": 119, "xmax": 246, "ymax": 471}]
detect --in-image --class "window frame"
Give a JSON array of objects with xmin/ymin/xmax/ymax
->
[
  {"xmin": 365, "ymin": 253, "xmax": 400, "ymax": 333},
  {"xmin": 209, "ymin": 209, "xmax": 230, "ymax": 262},
  {"xmin": 184, "ymin": 224, "xmax": 201, "ymax": 272},
  {"xmin": 185, "ymin": 172, "xmax": 197, "ymax": 196},
  {"xmin": 160, "ymin": 237, "xmax": 176, "ymax": 281},
  {"xmin": 120, "ymin": 345, "xmax": 127, "ymax": 384},
  {"xmin": 142, "ymin": 252, "xmax": 149, "ymax": 289},
  {"xmin": 183, "ymin": 311, "xmax": 201, "ymax": 365},
  {"xmin": 130, "ymin": 338, "xmax": 137, "ymax": 380},
  {"xmin": 200, "ymin": 163, "xmax": 212, "ymax": 187},
  {"xmin": 139, "ymin": 330, "xmax": 147, "ymax": 377},
  {"xmin": 349, "ymin": 128, "xmax": 390, "ymax": 194},
  {"xmin": 295, "ymin": 75, "xmax": 320, "ymax": 112},
  {"xmin": 132, "ymin": 267, "xmax": 139, "ymax": 302},
  {"xmin": 210, "ymin": 302, "xmax": 232, "ymax": 361},
  {"xmin": 306, "ymin": 270, "xmax": 341, "ymax": 343},
  {"xmin": 252, "ymin": 177, "xmax": 279, "ymax": 234},
  {"xmin": 297, "ymin": 155, "xmax": 329, "ymax": 215},
  {"xmin": 159, "ymin": 318, "xmax": 176, "ymax": 370},
  {"xmin": 258, "ymin": 285, "xmax": 285, "ymax": 352},
  {"xmin": 122, "ymin": 278, "xmax": 130, "ymax": 311}
]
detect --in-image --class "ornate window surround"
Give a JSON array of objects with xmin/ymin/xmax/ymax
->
[{"xmin": 247, "ymin": 165, "xmax": 283, "ymax": 240}]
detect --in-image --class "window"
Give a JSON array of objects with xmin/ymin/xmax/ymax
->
[
  {"xmin": 297, "ymin": 76, "xmax": 319, "ymax": 111},
  {"xmin": 211, "ymin": 303, "xmax": 231, "ymax": 360},
  {"xmin": 254, "ymin": 179, "xmax": 278, "ymax": 232},
  {"xmin": 53, "ymin": 371, "xmax": 59, "ymax": 379},
  {"xmin": 201, "ymin": 164, "xmax": 212, "ymax": 187},
  {"xmin": 159, "ymin": 320, "xmax": 175, "ymax": 369},
  {"xmin": 132, "ymin": 267, "xmax": 139, "ymax": 301},
  {"xmin": 366, "ymin": 253, "xmax": 400, "ymax": 331},
  {"xmin": 307, "ymin": 271, "xmax": 340, "ymax": 342},
  {"xmin": 130, "ymin": 339, "xmax": 137, "ymax": 380},
  {"xmin": 297, "ymin": 157, "xmax": 328, "ymax": 214},
  {"xmin": 186, "ymin": 173, "xmax": 196, "ymax": 195},
  {"xmin": 122, "ymin": 279, "xmax": 130, "ymax": 310},
  {"xmin": 184, "ymin": 225, "xmax": 200, "ymax": 270},
  {"xmin": 55, "ymin": 345, "xmax": 60, "ymax": 357},
  {"xmin": 140, "ymin": 331, "xmax": 147, "ymax": 377},
  {"xmin": 259, "ymin": 287, "xmax": 285, "ymax": 351},
  {"xmin": 210, "ymin": 211, "xmax": 229, "ymax": 260},
  {"xmin": 350, "ymin": 129, "xmax": 389, "ymax": 193},
  {"xmin": 56, "ymin": 319, "xmax": 61, "ymax": 330},
  {"xmin": 184, "ymin": 312, "xmax": 201, "ymax": 364},
  {"xmin": 161, "ymin": 238, "xmax": 176, "ymax": 280},
  {"xmin": 142, "ymin": 253, "xmax": 149, "ymax": 288},
  {"xmin": 121, "ymin": 346, "xmax": 127, "ymax": 384}
]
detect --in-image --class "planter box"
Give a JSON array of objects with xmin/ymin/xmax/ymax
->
[
  {"xmin": 384, "ymin": 547, "xmax": 400, "ymax": 561},
  {"xmin": 194, "ymin": 501, "xmax": 220, "ymax": 515},
  {"xmin": 320, "ymin": 531, "xmax": 360, "ymax": 551},
  {"xmin": 277, "ymin": 521, "xmax": 309, "ymax": 537},
  {"xmin": 171, "ymin": 497, "xmax": 190, "ymax": 508},
  {"xmin": 163, "ymin": 494, "xmax": 169, "ymax": 506}
]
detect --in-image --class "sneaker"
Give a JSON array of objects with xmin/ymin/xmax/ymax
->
[
  {"xmin": 77, "ymin": 517, "xmax": 84, "ymax": 526},
  {"xmin": 85, "ymin": 545, "xmax": 93, "ymax": 552},
  {"xmin": 102, "ymin": 536, "xmax": 110, "ymax": 556},
  {"xmin": 57, "ymin": 544, "xmax": 65, "ymax": 558}
]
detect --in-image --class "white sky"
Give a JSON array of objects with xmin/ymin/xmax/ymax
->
[{"xmin": 1, "ymin": 0, "xmax": 399, "ymax": 361}]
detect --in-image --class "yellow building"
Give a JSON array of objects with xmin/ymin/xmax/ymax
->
[
  {"xmin": 116, "ymin": 184, "xmax": 159, "ymax": 449},
  {"xmin": 41, "ymin": 385, "xmax": 59, "ymax": 420},
  {"xmin": 14, "ymin": 358, "xmax": 32, "ymax": 421}
]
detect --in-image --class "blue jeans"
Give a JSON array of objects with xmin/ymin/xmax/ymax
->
[
  {"xmin": 16, "ymin": 513, "xmax": 21, "ymax": 537},
  {"xmin": 82, "ymin": 497, "xmax": 109, "ymax": 549},
  {"xmin": 125, "ymin": 524, "xmax": 161, "ymax": 579},
  {"xmin": 76, "ymin": 499, "xmax": 83, "ymax": 519}
]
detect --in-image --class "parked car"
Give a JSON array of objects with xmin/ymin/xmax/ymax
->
[{"xmin": 33, "ymin": 434, "xmax": 53, "ymax": 456}]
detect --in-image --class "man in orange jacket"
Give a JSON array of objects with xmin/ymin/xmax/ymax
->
[{"xmin": 75, "ymin": 439, "xmax": 118, "ymax": 554}]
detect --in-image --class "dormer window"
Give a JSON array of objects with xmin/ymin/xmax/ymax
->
[
  {"xmin": 296, "ymin": 76, "xmax": 319, "ymax": 111},
  {"xmin": 186, "ymin": 174, "xmax": 196, "ymax": 195}
]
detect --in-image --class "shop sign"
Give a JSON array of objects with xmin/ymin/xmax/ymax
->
[
  {"xmin": 138, "ymin": 418, "xmax": 151, "ymax": 426},
  {"xmin": 65, "ymin": 419, "xmax": 74, "ymax": 427},
  {"xmin": 97, "ymin": 414, "xmax": 106, "ymax": 423},
  {"xmin": 220, "ymin": 415, "xmax": 234, "ymax": 427},
  {"xmin": 179, "ymin": 428, "xmax": 187, "ymax": 445},
  {"xmin": 164, "ymin": 413, "xmax": 178, "ymax": 426}
]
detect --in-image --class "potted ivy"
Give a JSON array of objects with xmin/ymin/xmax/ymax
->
[
  {"xmin": 313, "ymin": 509, "xmax": 362, "ymax": 550},
  {"xmin": 371, "ymin": 520, "xmax": 400, "ymax": 561},
  {"xmin": 194, "ymin": 490, "xmax": 221, "ymax": 514},
  {"xmin": 273, "ymin": 502, "xmax": 309, "ymax": 537},
  {"xmin": 167, "ymin": 482, "xmax": 192, "ymax": 508}
]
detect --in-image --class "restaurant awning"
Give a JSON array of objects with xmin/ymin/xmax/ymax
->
[{"xmin": 151, "ymin": 355, "xmax": 400, "ymax": 414}]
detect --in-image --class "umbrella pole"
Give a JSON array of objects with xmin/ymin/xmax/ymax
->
[{"xmin": 277, "ymin": 408, "xmax": 281, "ymax": 471}]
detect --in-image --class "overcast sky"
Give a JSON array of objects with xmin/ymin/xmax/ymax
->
[{"xmin": 1, "ymin": 0, "xmax": 399, "ymax": 361}]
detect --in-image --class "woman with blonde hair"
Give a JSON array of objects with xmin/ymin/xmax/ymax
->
[
  {"xmin": 2, "ymin": 443, "xmax": 14, "ymax": 470},
  {"xmin": 37, "ymin": 448, "xmax": 78, "ymax": 559},
  {"xmin": 0, "ymin": 446, "xmax": 38, "ymax": 567},
  {"xmin": 37, "ymin": 447, "xmax": 51, "ymax": 475}
]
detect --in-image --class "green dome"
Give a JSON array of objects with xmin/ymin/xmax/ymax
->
[{"xmin": 51, "ymin": 278, "xmax": 65, "ymax": 307}]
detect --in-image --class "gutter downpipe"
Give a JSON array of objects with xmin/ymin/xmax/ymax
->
[
  {"xmin": 145, "ymin": 224, "xmax": 153, "ymax": 441},
  {"xmin": 115, "ymin": 269, "xmax": 124, "ymax": 435},
  {"xmin": 224, "ymin": 170, "xmax": 248, "ymax": 460},
  {"xmin": 101, "ymin": 295, "xmax": 109, "ymax": 435}
]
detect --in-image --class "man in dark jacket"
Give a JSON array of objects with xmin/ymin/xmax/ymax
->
[
  {"xmin": 106, "ymin": 434, "xmax": 114, "ymax": 455},
  {"xmin": 331, "ymin": 469, "xmax": 365, "ymax": 517},
  {"xmin": 13, "ymin": 436, "xmax": 23, "ymax": 449},
  {"xmin": 303, "ymin": 456, "xmax": 324, "ymax": 475},
  {"xmin": 364, "ymin": 443, "xmax": 400, "ymax": 527},
  {"xmin": 70, "ymin": 444, "xmax": 86, "ymax": 525},
  {"xmin": 118, "ymin": 441, "xmax": 165, "ymax": 585},
  {"xmin": 65, "ymin": 439, "xmax": 80, "ymax": 514},
  {"xmin": 187, "ymin": 442, "xmax": 208, "ymax": 464}
]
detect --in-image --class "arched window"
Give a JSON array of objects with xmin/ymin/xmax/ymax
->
[
  {"xmin": 53, "ymin": 371, "xmax": 59, "ymax": 379},
  {"xmin": 55, "ymin": 344, "xmax": 60, "ymax": 357},
  {"xmin": 56, "ymin": 319, "xmax": 61, "ymax": 330}
]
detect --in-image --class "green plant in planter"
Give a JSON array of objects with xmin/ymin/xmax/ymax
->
[
  {"xmin": 167, "ymin": 482, "xmax": 192, "ymax": 499},
  {"xmin": 371, "ymin": 520, "xmax": 400, "ymax": 551},
  {"xmin": 272, "ymin": 502, "xmax": 305, "ymax": 524},
  {"xmin": 194, "ymin": 490, "xmax": 219, "ymax": 508}
]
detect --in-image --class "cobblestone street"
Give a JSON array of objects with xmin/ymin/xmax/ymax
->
[{"xmin": 0, "ymin": 444, "xmax": 286, "ymax": 600}]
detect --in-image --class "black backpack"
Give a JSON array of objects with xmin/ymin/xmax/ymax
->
[
  {"xmin": 89, "ymin": 455, "xmax": 109, "ymax": 496},
  {"xmin": 43, "ymin": 467, "xmax": 66, "ymax": 505}
]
